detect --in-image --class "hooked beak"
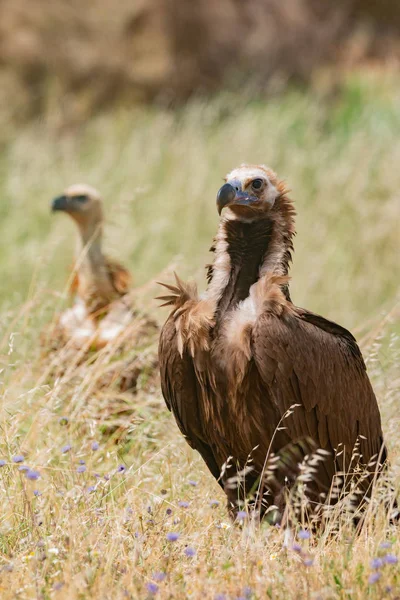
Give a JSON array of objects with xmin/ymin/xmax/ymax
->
[
  {"xmin": 51, "ymin": 195, "xmax": 68, "ymax": 212},
  {"xmin": 216, "ymin": 183, "xmax": 256, "ymax": 215}
]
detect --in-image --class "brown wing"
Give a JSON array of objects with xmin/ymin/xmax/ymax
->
[
  {"xmin": 68, "ymin": 258, "xmax": 131, "ymax": 299},
  {"xmin": 106, "ymin": 257, "xmax": 132, "ymax": 296},
  {"xmin": 68, "ymin": 264, "xmax": 79, "ymax": 297},
  {"xmin": 159, "ymin": 316, "xmax": 222, "ymax": 485},
  {"xmin": 252, "ymin": 306, "xmax": 386, "ymax": 486}
]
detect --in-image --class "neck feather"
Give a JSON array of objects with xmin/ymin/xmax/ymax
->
[
  {"xmin": 77, "ymin": 222, "xmax": 105, "ymax": 269},
  {"xmin": 206, "ymin": 193, "xmax": 295, "ymax": 315},
  {"xmin": 75, "ymin": 222, "xmax": 117, "ymax": 308}
]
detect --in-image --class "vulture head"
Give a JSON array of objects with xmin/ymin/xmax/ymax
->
[
  {"xmin": 217, "ymin": 164, "xmax": 283, "ymax": 219},
  {"xmin": 52, "ymin": 183, "xmax": 103, "ymax": 230}
]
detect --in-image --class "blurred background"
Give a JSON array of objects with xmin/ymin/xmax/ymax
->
[
  {"xmin": 1, "ymin": 0, "xmax": 400, "ymax": 120},
  {"xmin": 0, "ymin": 0, "xmax": 399, "ymax": 331}
]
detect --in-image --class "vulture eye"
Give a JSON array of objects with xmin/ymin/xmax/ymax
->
[
  {"xmin": 251, "ymin": 179, "xmax": 263, "ymax": 191},
  {"xmin": 73, "ymin": 194, "xmax": 88, "ymax": 203}
]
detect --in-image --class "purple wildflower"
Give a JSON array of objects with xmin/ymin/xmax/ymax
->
[
  {"xmin": 12, "ymin": 455, "xmax": 24, "ymax": 463},
  {"xmin": 237, "ymin": 511, "xmax": 247, "ymax": 521},
  {"xmin": 91, "ymin": 441, "xmax": 99, "ymax": 451},
  {"xmin": 303, "ymin": 558, "xmax": 314, "ymax": 567},
  {"xmin": 298, "ymin": 529, "xmax": 310, "ymax": 540},
  {"xmin": 26, "ymin": 470, "xmax": 40, "ymax": 481},
  {"xmin": 370, "ymin": 558, "xmax": 384, "ymax": 570},
  {"xmin": 292, "ymin": 543, "xmax": 302, "ymax": 553},
  {"xmin": 77, "ymin": 465, "xmax": 86, "ymax": 473},
  {"xmin": 53, "ymin": 582, "xmax": 65, "ymax": 591},
  {"xmin": 379, "ymin": 541, "xmax": 392, "ymax": 550},
  {"xmin": 178, "ymin": 501, "xmax": 189, "ymax": 508},
  {"xmin": 188, "ymin": 480, "xmax": 198, "ymax": 486},
  {"xmin": 215, "ymin": 595, "xmax": 227, "ymax": 600},
  {"xmin": 209, "ymin": 500, "xmax": 219, "ymax": 507},
  {"xmin": 18, "ymin": 465, "xmax": 29, "ymax": 472},
  {"xmin": 117, "ymin": 465, "xmax": 126, "ymax": 473},
  {"xmin": 87, "ymin": 486, "xmax": 96, "ymax": 493},
  {"xmin": 0, "ymin": 460, "xmax": 6, "ymax": 467},
  {"xmin": 152, "ymin": 572, "xmax": 166, "ymax": 582},
  {"xmin": 104, "ymin": 474, "xmax": 110, "ymax": 481},
  {"xmin": 383, "ymin": 554, "xmax": 398, "ymax": 565},
  {"xmin": 166, "ymin": 532, "xmax": 180, "ymax": 542},
  {"xmin": 2, "ymin": 564, "xmax": 13, "ymax": 573},
  {"xmin": 368, "ymin": 572, "xmax": 381, "ymax": 585},
  {"xmin": 184, "ymin": 546, "xmax": 196, "ymax": 557},
  {"xmin": 33, "ymin": 490, "xmax": 41, "ymax": 497},
  {"xmin": 166, "ymin": 508, "xmax": 173, "ymax": 515},
  {"xmin": 146, "ymin": 582, "xmax": 159, "ymax": 595},
  {"xmin": 61, "ymin": 444, "xmax": 71, "ymax": 454},
  {"xmin": 242, "ymin": 587, "xmax": 252, "ymax": 598}
]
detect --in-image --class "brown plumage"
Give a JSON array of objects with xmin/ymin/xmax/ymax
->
[
  {"xmin": 158, "ymin": 164, "xmax": 388, "ymax": 523},
  {"xmin": 51, "ymin": 183, "xmax": 134, "ymax": 348}
]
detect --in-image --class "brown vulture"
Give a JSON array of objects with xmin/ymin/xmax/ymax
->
[
  {"xmin": 51, "ymin": 184, "xmax": 133, "ymax": 348},
  {"xmin": 158, "ymin": 164, "xmax": 388, "ymax": 523}
]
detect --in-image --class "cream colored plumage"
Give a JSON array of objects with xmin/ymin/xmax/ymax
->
[{"xmin": 51, "ymin": 184, "xmax": 133, "ymax": 348}]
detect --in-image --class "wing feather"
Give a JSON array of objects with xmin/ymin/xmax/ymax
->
[
  {"xmin": 159, "ymin": 316, "xmax": 222, "ymax": 484},
  {"xmin": 252, "ymin": 307, "xmax": 385, "ymax": 477},
  {"xmin": 105, "ymin": 257, "xmax": 132, "ymax": 296}
]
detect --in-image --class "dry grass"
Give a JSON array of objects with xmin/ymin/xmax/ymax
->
[{"xmin": 0, "ymin": 72, "xmax": 399, "ymax": 599}]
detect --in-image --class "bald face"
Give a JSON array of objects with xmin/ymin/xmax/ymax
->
[
  {"xmin": 216, "ymin": 164, "xmax": 280, "ymax": 219},
  {"xmin": 52, "ymin": 184, "xmax": 103, "ymax": 227}
]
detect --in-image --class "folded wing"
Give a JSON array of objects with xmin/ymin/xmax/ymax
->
[{"xmin": 252, "ymin": 306, "xmax": 386, "ymax": 492}]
